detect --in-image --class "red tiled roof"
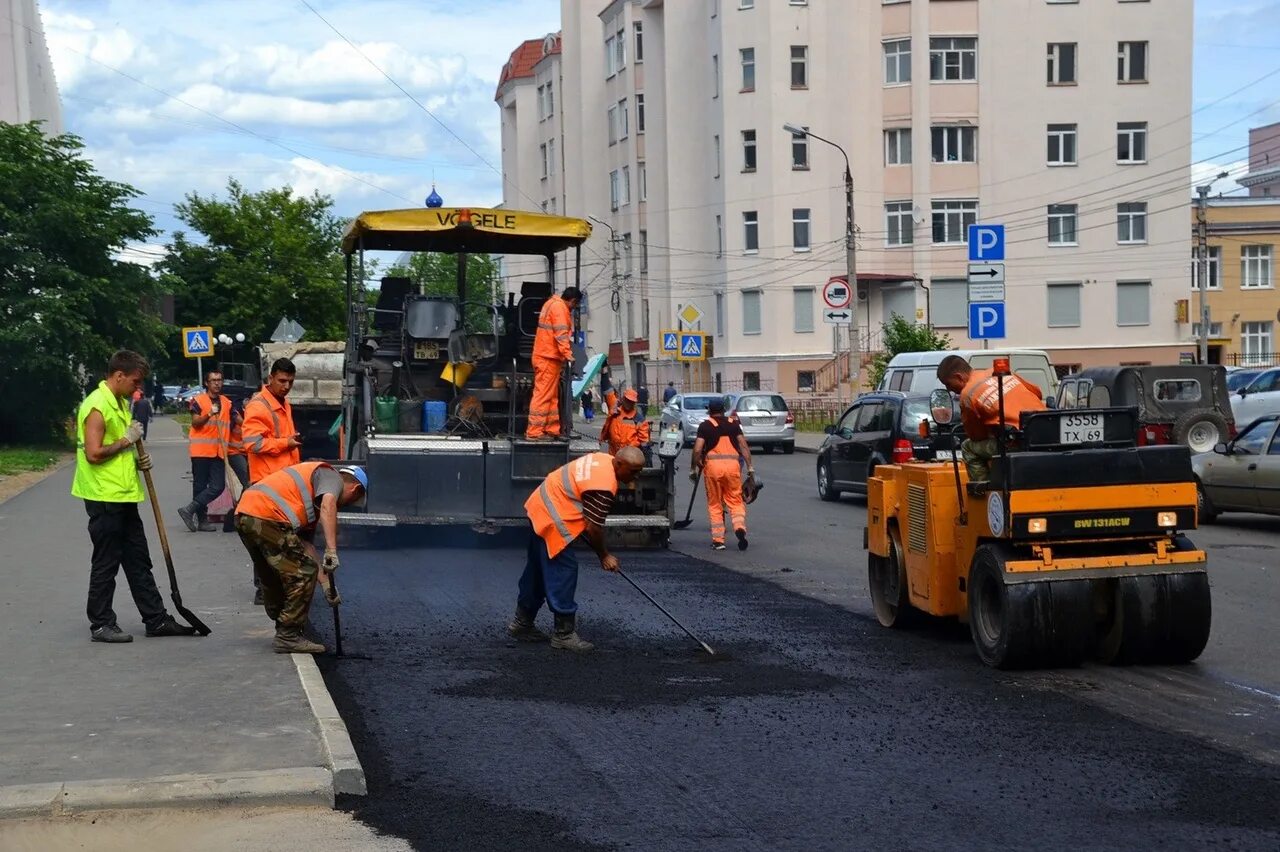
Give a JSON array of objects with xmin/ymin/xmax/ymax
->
[{"xmin": 495, "ymin": 33, "xmax": 561, "ymax": 100}]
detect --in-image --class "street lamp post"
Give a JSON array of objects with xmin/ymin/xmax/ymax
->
[
  {"xmin": 783, "ymin": 123, "xmax": 856, "ymax": 387},
  {"xmin": 1195, "ymin": 171, "xmax": 1229, "ymax": 365}
]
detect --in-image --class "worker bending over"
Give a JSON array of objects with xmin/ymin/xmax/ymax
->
[
  {"xmin": 936, "ymin": 354, "xmax": 1045, "ymax": 483},
  {"xmin": 243, "ymin": 358, "xmax": 302, "ymax": 483},
  {"xmin": 507, "ymin": 447, "xmax": 646, "ymax": 652},
  {"xmin": 236, "ymin": 461, "xmax": 367, "ymax": 653},
  {"xmin": 601, "ymin": 384, "xmax": 652, "ymax": 464},
  {"xmin": 526, "ymin": 287, "xmax": 581, "ymax": 441},
  {"xmin": 692, "ymin": 398, "xmax": 754, "ymax": 552}
]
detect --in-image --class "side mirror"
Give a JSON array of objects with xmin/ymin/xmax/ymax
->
[
  {"xmin": 1213, "ymin": 442, "xmax": 1229, "ymax": 455},
  {"xmin": 823, "ymin": 424, "xmax": 835, "ymax": 435},
  {"xmin": 1044, "ymin": 396, "xmax": 1058, "ymax": 410},
  {"xmin": 929, "ymin": 389, "xmax": 954, "ymax": 425},
  {"xmin": 1239, "ymin": 389, "xmax": 1248, "ymax": 397}
]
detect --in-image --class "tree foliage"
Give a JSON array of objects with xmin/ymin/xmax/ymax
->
[
  {"xmin": 866, "ymin": 314, "xmax": 953, "ymax": 389},
  {"xmin": 384, "ymin": 252, "xmax": 504, "ymax": 332},
  {"xmin": 158, "ymin": 180, "xmax": 347, "ymax": 370},
  {"xmin": 0, "ymin": 123, "xmax": 165, "ymax": 442}
]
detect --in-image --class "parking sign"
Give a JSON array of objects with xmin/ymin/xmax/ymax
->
[
  {"xmin": 967, "ymin": 302, "xmax": 1006, "ymax": 340},
  {"xmin": 967, "ymin": 224, "xmax": 1005, "ymax": 262}
]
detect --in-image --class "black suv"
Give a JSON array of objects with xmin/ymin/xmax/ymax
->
[{"xmin": 816, "ymin": 391, "xmax": 959, "ymax": 501}]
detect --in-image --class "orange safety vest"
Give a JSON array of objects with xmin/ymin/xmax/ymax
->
[
  {"xmin": 188, "ymin": 392, "xmax": 231, "ymax": 459},
  {"xmin": 236, "ymin": 461, "xmax": 331, "ymax": 531},
  {"xmin": 959, "ymin": 369, "xmax": 1046, "ymax": 439},
  {"xmin": 524, "ymin": 452, "xmax": 618, "ymax": 558},
  {"xmin": 243, "ymin": 389, "xmax": 300, "ymax": 483},
  {"xmin": 702, "ymin": 415, "xmax": 743, "ymax": 468},
  {"xmin": 601, "ymin": 391, "xmax": 650, "ymax": 455},
  {"xmin": 532, "ymin": 294, "xmax": 573, "ymax": 363}
]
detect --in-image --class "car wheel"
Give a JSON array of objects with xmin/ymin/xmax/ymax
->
[
  {"xmin": 1173, "ymin": 410, "xmax": 1229, "ymax": 454},
  {"xmin": 782, "ymin": 442, "xmax": 795, "ymax": 455},
  {"xmin": 762, "ymin": 444, "xmax": 775, "ymax": 455},
  {"xmin": 1196, "ymin": 481, "xmax": 1218, "ymax": 524},
  {"xmin": 817, "ymin": 460, "xmax": 841, "ymax": 502}
]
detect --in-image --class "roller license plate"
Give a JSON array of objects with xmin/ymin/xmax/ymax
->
[{"xmin": 1060, "ymin": 413, "xmax": 1104, "ymax": 445}]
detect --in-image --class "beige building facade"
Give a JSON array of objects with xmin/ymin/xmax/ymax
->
[{"xmin": 1, "ymin": 0, "xmax": 62, "ymax": 132}]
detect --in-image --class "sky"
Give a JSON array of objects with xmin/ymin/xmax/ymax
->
[{"xmin": 35, "ymin": 0, "xmax": 1280, "ymax": 255}]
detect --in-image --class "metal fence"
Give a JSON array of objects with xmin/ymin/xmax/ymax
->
[
  {"xmin": 787, "ymin": 398, "xmax": 849, "ymax": 432},
  {"xmin": 1224, "ymin": 353, "xmax": 1280, "ymax": 368}
]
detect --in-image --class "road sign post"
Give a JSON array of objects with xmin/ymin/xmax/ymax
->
[
  {"xmin": 660, "ymin": 329, "xmax": 680, "ymax": 358},
  {"xmin": 676, "ymin": 332, "xmax": 706, "ymax": 361},
  {"xmin": 823, "ymin": 309, "xmax": 853, "ymax": 325},
  {"xmin": 967, "ymin": 224, "xmax": 1005, "ymax": 262},
  {"xmin": 968, "ymin": 302, "xmax": 1006, "ymax": 340},
  {"xmin": 182, "ymin": 326, "xmax": 214, "ymax": 382}
]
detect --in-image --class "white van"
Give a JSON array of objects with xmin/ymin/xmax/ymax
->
[{"xmin": 877, "ymin": 349, "xmax": 1059, "ymax": 399}]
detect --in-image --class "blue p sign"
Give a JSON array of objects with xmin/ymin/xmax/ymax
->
[
  {"xmin": 968, "ymin": 302, "xmax": 1006, "ymax": 340},
  {"xmin": 968, "ymin": 224, "xmax": 1005, "ymax": 261}
]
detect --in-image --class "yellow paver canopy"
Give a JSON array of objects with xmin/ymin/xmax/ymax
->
[{"xmin": 342, "ymin": 207, "xmax": 592, "ymax": 255}]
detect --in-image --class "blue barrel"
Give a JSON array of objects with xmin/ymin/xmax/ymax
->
[{"xmin": 422, "ymin": 400, "xmax": 448, "ymax": 433}]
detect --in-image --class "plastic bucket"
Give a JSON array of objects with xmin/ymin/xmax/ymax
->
[{"xmin": 423, "ymin": 400, "xmax": 448, "ymax": 432}]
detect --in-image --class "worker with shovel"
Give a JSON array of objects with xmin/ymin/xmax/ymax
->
[
  {"xmin": 73, "ymin": 350, "xmax": 198, "ymax": 643},
  {"xmin": 235, "ymin": 462, "xmax": 367, "ymax": 653},
  {"xmin": 507, "ymin": 447, "xmax": 646, "ymax": 652},
  {"xmin": 691, "ymin": 398, "xmax": 755, "ymax": 552}
]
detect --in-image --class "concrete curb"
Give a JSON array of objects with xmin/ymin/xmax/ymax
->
[
  {"xmin": 292, "ymin": 654, "xmax": 368, "ymax": 796},
  {"xmin": 0, "ymin": 768, "xmax": 333, "ymax": 819}
]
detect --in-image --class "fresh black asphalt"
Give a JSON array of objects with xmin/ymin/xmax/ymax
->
[{"xmin": 314, "ymin": 540, "xmax": 1280, "ymax": 851}]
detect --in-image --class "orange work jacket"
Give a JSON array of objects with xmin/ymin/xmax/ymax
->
[
  {"xmin": 959, "ymin": 369, "xmax": 1046, "ymax": 440},
  {"xmin": 524, "ymin": 452, "xmax": 618, "ymax": 558},
  {"xmin": 236, "ymin": 461, "xmax": 331, "ymax": 531},
  {"xmin": 227, "ymin": 414, "xmax": 246, "ymax": 456},
  {"xmin": 243, "ymin": 388, "xmax": 301, "ymax": 483},
  {"xmin": 601, "ymin": 391, "xmax": 651, "ymax": 455},
  {"xmin": 532, "ymin": 294, "xmax": 574, "ymax": 364},
  {"xmin": 188, "ymin": 392, "xmax": 231, "ymax": 459}
]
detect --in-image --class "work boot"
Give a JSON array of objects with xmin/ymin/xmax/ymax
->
[
  {"xmin": 145, "ymin": 616, "xmax": 198, "ymax": 637},
  {"xmin": 711, "ymin": 541, "xmax": 726, "ymax": 551},
  {"xmin": 550, "ymin": 614, "xmax": 594, "ymax": 653},
  {"xmin": 736, "ymin": 529, "xmax": 749, "ymax": 551},
  {"xmin": 90, "ymin": 624, "xmax": 133, "ymax": 643},
  {"xmin": 177, "ymin": 504, "xmax": 199, "ymax": 532},
  {"xmin": 253, "ymin": 587, "xmax": 265, "ymax": 606},
  {"xmin": 506, "ymin": 606, "xmax": 549, "ymax": 642},
  {"xmin": 198, "ymin": 520, "xmax": 218, "ymax": 532},
  {"xmin": 273, "ymin": 626, "xmax": 325, "ymax": 654}
]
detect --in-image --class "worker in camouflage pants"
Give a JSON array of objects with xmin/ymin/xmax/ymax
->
[{"xmin": 237, "ymin": 515, "xmax": 320, "ymax": 632}]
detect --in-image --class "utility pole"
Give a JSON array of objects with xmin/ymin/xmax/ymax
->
[
  {"xmin": 589, "ymin": 216, "xmax": 631, "ymax": 391},
  {"xmin": 1195, "ymin": 171, "xmax": 1229, "ymax": 365}
]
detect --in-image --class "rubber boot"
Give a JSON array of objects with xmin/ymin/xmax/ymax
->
[
  {"xmin": 550, "ymin": 613, "xmax": 594, "ymax": 653},
  {"xmin": 177, "ymin": 503, "xmax": 199, "ymax": 532},
  {"xmin": 507, "ymin": 606, "xmax": 549, "ymax": 642},
  {"xmin": 273, "ymin": 626, "xmax": 325, "ymax": 654}
]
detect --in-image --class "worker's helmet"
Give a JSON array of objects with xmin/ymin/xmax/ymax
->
[
  {"xmin": 623, "ymin": 388, "xmax": 639, "ymax": 403},
  {"xmin": 338, "ymin": 465, "xmax": 369, "ymax": 491}
]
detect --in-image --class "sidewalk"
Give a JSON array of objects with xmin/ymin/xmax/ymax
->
[
  {"xmin": 0, "ymin": 416, "xmax": 362, "ymax": 818},
  {"xmin": 574, "ymin": 412, "xmax": 827, "ymax": 453}
]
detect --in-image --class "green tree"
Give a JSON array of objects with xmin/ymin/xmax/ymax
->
[
  {"xmin": 158, "ymin": 180, "xmax": 346, "ymax": 365},
  {"xmin": 0, "ymin": 123, "xmax": 165, "ymax": 442},
  {"xmin": 384, "ymin": 251, "xmax": 503, "ymax": 332},
  {"xmin": 866, "ymin": 314, "xmax": 953, "ymax": 389}
]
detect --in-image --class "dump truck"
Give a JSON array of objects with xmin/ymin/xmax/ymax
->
[{"xmin": 864, "ymin": 363, "xmax": 1211, "ymax": 669}]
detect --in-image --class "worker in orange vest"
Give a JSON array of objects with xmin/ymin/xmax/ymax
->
[
  {"xmin": 507, "ymin": 447, "xmax": 646, "ymax": 652},
  {"xmin": 936, "ymin": 354, "xmax": 1046, "ymax": 482},
  {"xmin": 177, "ymin": 369, "xmax": 231, "ymax": 533},
  {"xmin": 243, "ymin": 357, "xmax": 302, "ymax": 484},
  {"xmin": 601, "ymin": 385, "xmax": 652, "ymax": 464},
  {"xmin": 691, "ymin": 398, "xmax": 754, "ymax": 552},
  {"xmin": 525, "ymin": 287, "xmax": 581, "ymax": 441},
  {"xmin": 235, "ymin": 461, "xmax": 367, "ymax": 653},
  {"xmin": 221, "ymin": 403, "xmax": 250, "ymax": 533}
]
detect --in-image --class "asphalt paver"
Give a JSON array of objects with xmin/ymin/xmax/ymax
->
[{"xmin": 315, "ymin": 541, "xmax": 1280, "ymax": 851}]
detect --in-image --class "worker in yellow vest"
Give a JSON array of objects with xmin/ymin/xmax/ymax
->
[{"xmin": 72, "ymin": 350, "xmax": 197, "ymax": 643}]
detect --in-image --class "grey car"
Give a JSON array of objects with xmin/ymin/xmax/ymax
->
[
  {"xmin": 659, "ymin": 394, "xmax": 721, "ymax": 446},
  {"xmin": 1192, "ymin": 413, "xmax": 1280, "ymax": 521},
  {"xmin": 722, "ymin": 391, "xmax": 795, "ymax": 454}
]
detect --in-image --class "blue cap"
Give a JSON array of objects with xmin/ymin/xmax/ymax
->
[{"xmin": 338, "ymin": 466, "xmax": 368, "ymax": 491}]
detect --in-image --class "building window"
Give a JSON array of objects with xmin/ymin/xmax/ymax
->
[
  {"xmin": 740, "ymin": 0, "xmax": 755, "ymax": 7},
  {"xmin": 884, "ymin": 38, "xmax": 911, "ymax": 85},
  {"xmin": 743, "ymin": 291, "xmax": 762, "ymax": 335},
  {"xmin": 1117, "ymin": 121, "xmax": 1147, "ymax": 163},
  {"xmin": 636, "ymin": 93, "xmax": 645, "ymax": 133},
  {"xmin": 634, "ymin": 21, "xmax": 644, "ymax": 62},
  {"xmin": 642, "ymin": 298, "xmax": 651, "ymax": 337},
  {"xmin": 791, "ymin": 45, "xmax": 808, "ymax": 88},
  {"xmin": 743, "ymin": 371, "xmax": 761, "ymax": 390},
  {"xmin": 1047, "ymin": 283, "xmax": 1081, "ymax": 327},
  {"xmin": 743, "ymin": 211, "xmax": 759, "ymax": 252},
  {"xmin": 713, "ymin": 134, "xmax": 721, "ymax": 178},
  {"xmin": 715, "ymin": 292, "xmax": 725, "ymax": 336},
  {"xmin": 797, "ymin": 370, "xmax": 816, "ymax": 392},
  {"xmin": 1193, "ymin": 246, "xmax": 1221, "ymax": 290},
  {"xmin": 930, "ymin": 279, "xmax": 967, "ymax": 328},
  {"xmin": 1117, "ymin": 202, "xmax": 1147, "ymax": 244},
  {"xmin": 621, "ymin": 165, "xmax": 631, "ymax": 205},
  {"xmin": 539, "ymin": 143, "xmax": 549, "ymax": 179},
  {"xmin": 1047, "ymin": 123, "xmax": 1077, "ymax": 165},
  {"xmin": 640, "ymin": 229, "xmax": 649, "ymax": 272},
  {"xmin": 618, "ymin": 98, "xmax": 629, "ymax": 139},
  {"xmin": 609, "ymin": 170, "xmax": 620, "ymax": 211},
  {"xmin": 931, "ymin": 199, "xmax": 977, "ymax": 245},
  {"xmin": 1242, "ymin": 321, "xmax": 1274, "ymax": 364},
  {"xmin": 884, "ymin": 128, "xmax": 912, "ymax": 165},
  {"xmin": 712, "ymin": 54, "xmax": 720, "ymax": 98},
  {"xmin": 929, "ymin": 37, "xmax": 977, "ymax": 82},
  {"xmin": 1118, "ymin": 41, "xmax": 1148, "ymax": 83},
  {"xmin": 931, "ymin": 125, "xmax": 976, "ymax": 163},
  {"xmin": 741, "ymin": 48, "xmax": 756, "ymax": 90},
  {"xmin": 1047, "ymin": 204, "xmax": 1078, "ymax": 245},
  {"xmin": 1191, "ymin": 321, "xmax": 1223, "ymax": 338},
  {"xmin": 607, "ymin": 104, "xmax": 618, "ymax": 145},
  {"xmin": 638, "ymin": 161, "xmax": 647, "ymax": 201},
  {"xmin": 1241, "ymin": 245, "xmax": 1274, "ymax": 288},
  {"xmin": 615, "ymin": 27, "xmax": 626, "ymax": 71},
  {"xmin": 622, "ymin": 233, "xmax": 633, "ymax": 275},
  {"xmin": 536, "ymin": 85, "xmax": 547, "ymax": 121},
  {"xmin": 1116, "ymin": 281, "xmax": 1151, "ymax": 326},
  {"xmin": 794, "ymin": 288, "xmax": 815, "ymax": 333},
  {"xmin": 605, "ymin": 34, "xmax": 617, "ymax": 77},
  {"xmin": 791, "ymin": 126, "xmax": 809, "ymax": 169},
  {"xmin": 715, "ymin": 214, "xmax": 723, "ymax": 258},
  {"xmin": 1047, "ymin": 42, "xmax": 1076, "ymax": 84},
  {"xmin": 547, "ymin": 139, "xmax": 556, "ymax": 176},
  {"xmin": 792, "ymin": 208, "xmax": 811, "ymax": 251},
  {"xmin": 742, "ymin": 129, "xmax": 757, "ymax": 171},
  {"xmin": 885, "ymin": 201, "xmax": 914, "ymax": 247}
]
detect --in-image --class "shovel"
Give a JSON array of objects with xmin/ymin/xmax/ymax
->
[
  {"xmin": 672, "ymin": 468, "xmax": 702, "ymax": 530},
  {"xmin": 136, "ymin": 439, "xmax": 212, "ymax": 635}
]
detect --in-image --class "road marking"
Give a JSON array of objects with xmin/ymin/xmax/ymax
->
[{"xmin": 1227, "ymin": 681, "xmax": 1280, "ymax": 705}]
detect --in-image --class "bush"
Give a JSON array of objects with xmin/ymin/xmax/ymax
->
[{"xmin": 867, "ymin": 315, "xmax": 953, "ymax": 390}]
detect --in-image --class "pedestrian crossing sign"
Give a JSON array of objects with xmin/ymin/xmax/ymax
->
[
  {"xmin": 661, "ymin": 329, "xmax": 679, "ymax": 355},
  {"xmin": 676, "ymin": 332, "xmax": 706, "ymax": 361},
  {"xmin": 182, "ymin": 326, "xmax": 214, "ymax": 359}
]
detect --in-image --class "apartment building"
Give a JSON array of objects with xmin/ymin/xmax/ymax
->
[
  {"xmin": 1239, "ymin": 121, "xmax": 1280, "ymax": 198},
  {"xmin": 1, "ymin": 0, "xmax": 62, "ymax": 132},
  {"xmin": 499, "ymin": 0, "xmax": 1193, "ymax": 393}
]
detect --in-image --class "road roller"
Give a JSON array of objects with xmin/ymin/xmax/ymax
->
[{"xmin": 864, "ymin": 366, "xmax": 1211, "ymax": 669}]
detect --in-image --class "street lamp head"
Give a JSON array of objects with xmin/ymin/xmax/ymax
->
[
  {"xmin": 235, "ymin": 333, "xmax": 245, "ymax": 343},
  {"xmin": 782, "ymin": 122, "xmax": 807, "ymax": 137},
  {"xmin": 1216, "ymin": 170, "xmax": 1229, "ymax": 180}
]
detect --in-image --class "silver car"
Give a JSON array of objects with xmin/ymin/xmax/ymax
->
[
  {"xmin": 1192, "ymin": 413, "xmax": 1280, "ymax": 520},
  {"xmin": 722, "ymin": 392, "xmax": 796, "ymax": 454},
  {"xmin": 659, "ymin": 394, "xmax": 720, "ymax": 447}
]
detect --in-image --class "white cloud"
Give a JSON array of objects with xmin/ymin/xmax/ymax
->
[
  {"xmin": 171, "ymin": 84, "xmax": 410, "ymax": 128},
  {"xmin": 42, "ymin": 9, "xmax": 150, "ymax": 89}
]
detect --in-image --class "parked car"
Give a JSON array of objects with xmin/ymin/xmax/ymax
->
[
  {"xmin": 659, "ymin": 394, "xmax": 720, "ymax": 446},
  {"xmin": 877, "ymin": 348, "xmax": 1059, "ymax": 400},
  {"xmin": 1056, "ymin": 365, "xmax": 1234, "ymax": 454},
  {"xmin": 722, "ymin": 391, "xmax": 795, "ymax": 454},
  {"xmin": 815, "ymin": 391, "xmax": 959, "ymax": 501},
  {"xmin": 1192, "ymin": 413, "xmax": 1280, "ymax": 521},
  {"xmin": 1230, "ymin": 367, "xmax": 1280, "ymax": 426},
  {"xmin": 1227, "ymin": 369, "xmax": 1262, "ymax": 392}
]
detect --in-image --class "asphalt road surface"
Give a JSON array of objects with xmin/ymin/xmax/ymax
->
[{"xmin": 316, "ymin": 451, "xmax": 1280, "ymax": 850}]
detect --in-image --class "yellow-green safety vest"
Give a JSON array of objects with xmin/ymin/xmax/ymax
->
[{"xmin": 72, "ymin": 381, "xmax": 144, "ymax": 503}]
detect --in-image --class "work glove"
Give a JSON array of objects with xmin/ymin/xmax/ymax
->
[
  {"xmin": 210, "ymin": 401, "xmax": 222, "ymax": 415},
  {"xmin": 135, "ymin": 451, "xmax": 153, "ymax": 472},
  {"xmin": 325, "ymin": 587, "xmax": 342, "ymax": 607},
  {"xmin": 323, "ymin": 548, "xmax": 340, "ymax": 574},
  {"xmin": 689, "ymin": 469, "xmax": 699, "ymax": 483},
  {"xmin": 123, "ymin": 421, "xmax": 145, "ymax": 445}
]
